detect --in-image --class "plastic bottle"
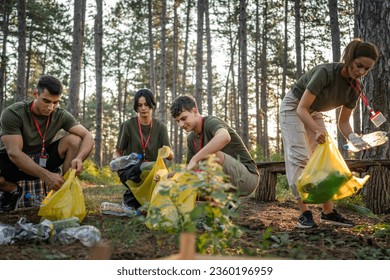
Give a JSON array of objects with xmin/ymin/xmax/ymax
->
[
  {"xmin": 100, "ymin": 202, "xmax": 141, "ymax": 217},
  {"xmin": 52, "ymin": 217, "xmax": 80, "ymax": 231},
  {"xmin": 343, "ymin": 142, "xmax": 364, "ymax": 152},
  {"xmin": 109, "ymin": 152, "xmax": 142, "ymax": 171}
]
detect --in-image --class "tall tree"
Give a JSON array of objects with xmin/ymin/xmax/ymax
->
[
  {"xmin": 195, "ymin": 0, "xmax": 204, "ymax": 113},
  {"xmin": 294, "ymin": 0, "xmax": 302, "ymax": 79},
  {"xmin": 239, "ymin": 0, "xmax": 249, "ymax": 146},
  {"xmin": 281, "ymin": 0, "xmax": 288, "ymax": 101},
  {"xmin": 68, "ymin": 0, "xmax": 86, "ymax": 118},
  {"xmin": 94, "ymin": 0, "xmax": 103, "ymax": 167},
  {"xmin": 352, "ymin": 0, "xmax": 361, "ymax": 135},
  {"xmin": 158, "ymin": 0, "xmax": 167, "ymax": 123},
  {"xmin": 255, "ymin": 0, "xmax": 261, "ymax": 147},
  {"xmin": 148, "ymin": 0, "xmax": 155, "ymax": 94},
  {"xmin": 172, "ymin": 0, "xmax": 179, "ymax": 163},
  {"xmin": 260, "ymin": 0, "xmax": 269, "ymax": 158},
  {"xmin": 205, "ymin": 0, "xmax": 213, "ymax": 115},
  {"xmin": 178, "ymin": 0, "xmax": 192, "ymax": 163},
  {"xmin": 16, "ymin": 0, "xmax": 26, "ymax": 102},
  {"xmin": 328, "ymin": 0, "xmax": 346, "ymax": 156},
  {"xmin": 0, "ymin": 0, "xmax": 11, "ymax": 111},
  {"xmin": 357, "ymin": 0, "xmax": 390, "ymax": 213}
]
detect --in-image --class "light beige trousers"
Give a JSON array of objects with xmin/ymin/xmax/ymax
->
[{"xmin": 280, "ymin": 90, "xmax": 326, "ymax": 198}]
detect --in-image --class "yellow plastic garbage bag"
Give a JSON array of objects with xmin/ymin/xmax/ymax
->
[
  {"xmin": 145, "ymin": 171, "xmax": 198, "ymax": 230},
  {"xmin": 297, "ymin": 134, "xmax": 370, "ymax": 204},
  {"xmin": 126, "ymin": 145, "xmax": 172, "ymax": 205},
  {"xmin": 38, "ymin": 169, "xmax": 86, "ymax": 222}
]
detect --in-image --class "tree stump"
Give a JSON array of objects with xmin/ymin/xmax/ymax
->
[
  {"xmin": 255, "ymin": 168, "xmax": 276, "ymax": 201},
  {"xmin": 365, "ymin": 165, "xmax": 390, "ymax": 214}
]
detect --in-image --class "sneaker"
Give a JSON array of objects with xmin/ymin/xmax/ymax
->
[
  {"xmin": 320, "ymin": 209, "xmax": 354, "ymax": 227},
  {"xmin": 296, "ymin": 210, "xmax": 318, "ymax": 229},
  {"xmin": 0, "ymin": 185, "xmax": 24, "ymax": 213}
]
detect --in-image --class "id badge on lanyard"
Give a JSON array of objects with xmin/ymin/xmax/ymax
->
[{"xmin": 39, "ymin": 149, "xmax": 48, "ymax": 167}]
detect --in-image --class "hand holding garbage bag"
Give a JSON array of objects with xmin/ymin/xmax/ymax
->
[
  {"xmin": 38, "ymin": 169, "xmax": 86, "ymax": 222},
  {"xmin": 297, "ymin": 134, "xmax": 370, "ymax": 204}
]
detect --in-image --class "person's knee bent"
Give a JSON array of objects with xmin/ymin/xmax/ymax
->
[{"xmin": 59, "ymin": 134, "xmax": 82, "ymax": 156}]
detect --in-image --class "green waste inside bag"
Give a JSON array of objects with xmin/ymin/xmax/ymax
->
[{"xmin": 301, "ymin": 171, "xmax": 350, "ymax": 204}]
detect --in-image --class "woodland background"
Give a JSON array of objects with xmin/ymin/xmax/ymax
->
[{"xmin": 0, "ymin": 0, "xmax": 389, "ymax": 169}]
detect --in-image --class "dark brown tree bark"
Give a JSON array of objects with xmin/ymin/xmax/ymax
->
[
  {"xmin": 357, "ymin": 0, "xmax": 390, "ymax": 213},
  {"xmin": 195, "ymin": 0, "xmax": 204, "ymax": 114},
  {"xmin": 0, "ymin": 0, "xmax": 11, "ymax": 111},
  {"xmin": 158, "ymin": 0, "xmax": 167, "ymax": 124},
  {"xmin": 172, "ymin": 0, "xmax": 179, "ymax": 163},
  {"xmin": 148, "ymin": 0, "xmax": 155, "ymax": 95},
  {"xmin": 68, "ymin": 0, "xmax": 86, "ymax": 118},
  {"xmin": 260, "ymin": 0, "xmax": 269, "ymax": 158},
  {"xmin": 94, "ymin": 0, "xmax": 103, "ymax": 167},
  {"xmin": 239, "ymin": 0, "xmax": 249, "ymax": 147},
  {"xmin": 294, "ymin": 0, "xmax": 302, "ymax": 79},
  {"xmin": 205, "ymin": 0, "xmax": 213, "ymax": 116},
  {"xmin": 16, "ymin": 0, "xmax": 26, "ymax": 102},
  {"xmin": 255, "ymin": 0, "xmax": 261, "ymax": 147},
  {"xmin": 328, "ymin": 0, "xmax": 347, "ymax": 157}
]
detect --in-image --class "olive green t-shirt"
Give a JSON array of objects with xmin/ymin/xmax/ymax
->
[
  {"xmin": 116, "ymin": 117, "xmax": 171, "ymax": 161},
  {"xmin": 186, "ymin": 116, "xmax": 258, "ymax": 175},
  {"xmin": 291, "ymin": 63, "xmax": 359, "ymax": 112},
  {"xmin": 0, "ymin": 100, "xmax": 78, "ymax": 154}
]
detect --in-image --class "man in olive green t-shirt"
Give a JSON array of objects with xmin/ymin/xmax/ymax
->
[
  {"xmin": 0, "ymin": 75, "xmax": 95, "ymax": 212},
  {"xmin": 170, "ymin": 95, "xmax": 259, "ymax": 196}
]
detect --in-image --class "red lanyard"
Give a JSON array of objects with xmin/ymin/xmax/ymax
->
[
  {"xmin": 30, "ymin": 102, "xmax": 51, "ymax": 154},
  {"xmin": 193, "ymin": 117, "xmax": 204, "ymax": 153},
  {"xmin": 137, "ymin": 117, "xmax": 152, "ymax": 160},
  {"xmin": 349, "ymin": 80, "xmax": 373, "ymax": 113}
]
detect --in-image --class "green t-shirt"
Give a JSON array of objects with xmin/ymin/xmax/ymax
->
[
  {"xmin": 186, "ymin": 116, "xmax": 258, "ymax": 175},
  {"xmin": 116, "ymin": 117, "xmax": 171, "ymax": 161},
  {"xmin": 0, "ymin": 100, "xmax": 78, "ymax": 153},
  {"xmin": 291, "ymin": 63, "xmax": 359, "ymax": 112}
]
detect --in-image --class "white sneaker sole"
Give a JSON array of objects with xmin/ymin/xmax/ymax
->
[
  {"xmin": 320, "ymin": 218, "xmax": 354, "ymax": 227},
  {"xmin": 296, "ymin": 222, "xmax": 318, "ymax": 229}
]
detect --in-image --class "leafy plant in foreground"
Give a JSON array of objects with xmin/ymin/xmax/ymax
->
[{"xmin": 145, "ymin": 155, "xmax": 243, "ymax": 255}]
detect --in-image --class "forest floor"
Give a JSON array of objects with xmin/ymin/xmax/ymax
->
[{"xmin": 1, "ymin": 182, "xmax": 389, "ymax": 260}]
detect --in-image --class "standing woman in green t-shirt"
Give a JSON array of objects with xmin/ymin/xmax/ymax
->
[
  {"xmin": 113, "ymin": 89, "xmax": 173, "ymax": 210},
  {"xmin": 280, "ymin": 39, "xmax": 379, "ymax": 229}
]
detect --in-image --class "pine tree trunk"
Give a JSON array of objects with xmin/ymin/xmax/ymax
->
[
  {"xmin": 148, "ymin": 0, "xmax": 155, "ymax": 95},
  {"xmin": 68, "ymin": 0, "xmax": 86, "ymax": 118},
  {"xmin": 159, "ymin": 0, "xmax": 167, "ymax": 124},
  {"xmin": 260, "ymin": 0, "xmax": 269, "ymax": 158},
  {"xmin": 205, "ymin": 0, "xmax": 213, "ymax": 116},
  {"xmin": 365, "ymin": 166, "xmax": 390, "ymax": 214},
  {"xmin": 195, "ymin": 0, "xmax": 204, "ymax": 114},
  {"xmin": 356, "ymin": 0, "xmax": 390, "ymax": 213},
  {"xmin": 16, "ymin": 0, "xmax": 26, "ymax": 102},
  {"xmin": 94, "ymin": 0, "xmax": 103, "ymax": 167},
  {"xmin": 239, "ymin": 0, "xmax": 249, "ymax": 147},
  {"xmin": 255, "ymin": 0, "xmax": 261, "ymax": 147},
  {"xmin": 294, "ymin": 0, "xmax": 302, "ymax": 79},
  {"xmin": 0, "ymin": 0, "xmax": 10, "ymax": 111}
]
